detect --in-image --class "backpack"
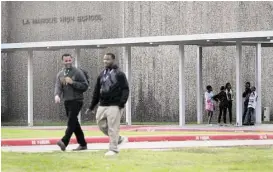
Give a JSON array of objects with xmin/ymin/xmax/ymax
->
[
  {"xmin": 68, "ymin": 67, "xmax": 90, "ymax": 92},
  {"xmin": 78, "ymin": 68, "xmax": 90, "ymax": 85}
]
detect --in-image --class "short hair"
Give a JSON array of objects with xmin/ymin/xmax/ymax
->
[
  {"xmin": 206, "ymin": 85, "xmax": 212, "ymax": 91},
  {"xmin": 220, "ymin": 86, "xmax": 225, "ymax": 91},
  {"xmin": 246, "ymin": 82, "xmax": 250, "ymax": 85},
  {"xmin": 105, "ymin": 53, "xmax": 115, "ymax": 59},
  {"xmin": 62, "ymin": 53, "xmax": 73, "ymax": 60}
]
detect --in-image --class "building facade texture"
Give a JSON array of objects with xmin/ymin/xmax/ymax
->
[{"xmin": 1, "ymin": 1, "xmax": 273, "ymax": 125}]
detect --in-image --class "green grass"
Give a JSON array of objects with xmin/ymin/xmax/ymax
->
[
  {"xmin": 2, "ymin": 120, "xmax": 273, "ymax": 126},
  {"xmin": 1, "ymin": 128, "xmax": 247, "ymax": 139},
  {"xmin": 2, "ymin": 146, "xmax": 273, "ymax": 172},
  {"xmin": 1, "ymin": 121, "xmax": 179, "ymax": 126}
]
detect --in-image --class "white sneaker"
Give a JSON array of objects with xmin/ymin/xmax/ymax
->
[{"xmin": 105, "ymin": 151, "xmax": 117, "ymax": 157}]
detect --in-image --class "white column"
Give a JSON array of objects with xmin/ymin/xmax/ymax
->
[
  {"xmin": 28, "ymin": 51, "xmax": 34, "ymax": 126},
  {"xmin": 125, "ymin": 46, "xmax": 132, "ymax": 125},
  {"xmin": 75, "ymin": 48, "xmax": 81, "ymax": 124},
  {"xmin": 75, "ymin": 49, "xmax": 79, "ymax": 67},
  {"xmin": 236, "ymin": 41, "xmax": 243, "ymax": 126},
  {"xmin": 197, "ymin": 46, "xmax": 203, "ymax": 124},
  {"xmin": 255, "ymin": 43, "xmax": 262, "ymax": 124},
  {"xmin": 179, "ymin": 44, "xmax": 186, "ymax": 126}
]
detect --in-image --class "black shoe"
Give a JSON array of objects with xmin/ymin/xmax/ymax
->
[
  {"xmin": 57, "ymin": 140, "xmax": 66, "ymax": 151},
  {"xmin": 73, "ymin": 145, "xmax": 87, "ymax": 151}
]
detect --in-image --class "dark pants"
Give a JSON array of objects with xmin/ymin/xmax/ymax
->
[
  {"xmin": 227, "ymin": 101, "xmax": 232, "ymax": 123},
  {"xmin": 62, "ymin": 100, "xmax": 87, "ymax": 147},
  {"xmin": 207, "ymin": 111, "xmax": 213, "ymax": 124},
  {"xmin": 242, "ymin": 103, "xmax": 248, "ymax": 124},
  {"xmin": 245, "ymin": 107, "xmax": 254, "ymax": 124},
  {"xmin": 218, "ymin": 106, "xmax": 227, "ymax": 124}
]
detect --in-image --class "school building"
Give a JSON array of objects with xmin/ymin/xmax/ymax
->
[{"xmin": 1, "ymin": 1, "xmax": 273, "ymax": 125}]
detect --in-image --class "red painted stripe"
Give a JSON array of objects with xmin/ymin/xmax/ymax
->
[
  {"xmin": 134, "ymin": 128, "xmax": 273, "ymax": 133},
  {"xmin": 209, "ymin": 135, "xmax": 261, "ymax": 140},
  {"xmin": 128, "ymin": 136, "xmax": 198, "ymax": 142},
  {"xmin": 85, "ymin": 137, "xmax": 109, "ymax": 143},
  {"xmin": 1, "ymin": 137, "xmax": 109, "ymax": 146},
  {"xmin": 2, "ymin": 134, "xmax": 273, "ymax": 147}
]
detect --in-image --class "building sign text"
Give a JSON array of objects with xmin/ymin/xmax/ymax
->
[{"xmin": 22, "ymin": 15, "xmax": 102, "ymax": 25}]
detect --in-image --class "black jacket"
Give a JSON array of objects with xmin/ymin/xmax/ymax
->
[
  {"xmin": 243, "ymin": 88, "xmax": 252, "ymax": 105},
  {"xmin": 213, "ymin": 91, "xmax": 228, "ymax": 108},
  {"xmin": 89, "ymin": 65, "xmax": 129, "ymax": 110}
]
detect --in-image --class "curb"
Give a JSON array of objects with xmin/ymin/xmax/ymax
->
[
  {"xmin": 2, "ymin": 134, "xmax": 273, "ymax": 146},
  {"xmin": 130, "ymin": 128, "xmax": 273, "ymax": 133}
]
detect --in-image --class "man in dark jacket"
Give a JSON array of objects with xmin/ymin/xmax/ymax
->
[
  {"xmin": 242, "ymin": 82, "xmax": 251, "ymax": 124},
  {"xmin": 86, "ymin": 53, "xmax": 129, "ymax": 156},
  {"xmin": 54, "ymin": 53, "xmax": 88, "ymax": 151},
  {"xmin": 213, "ymin": 86, "xmax": 228, "ymax": 125}
]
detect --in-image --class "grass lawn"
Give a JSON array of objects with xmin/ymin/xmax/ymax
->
[
  {"xmin": 1, "ymin": 121, "xmax": 180, "ymax": 126},
  {"xmin": 1, "ymin": 128, "xmax": 261, "ymax": 139},
  {"xmin": 2, "ymin": 121, "xmax": 273, "ymax": 126},
  {"xmin": 2, "ymin": 146, "xmax": 273, "ymax": 172}
]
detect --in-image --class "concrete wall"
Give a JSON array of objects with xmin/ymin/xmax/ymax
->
[
  {"xmin": 124, "ymin": 1, "xmax": 273, "ymax": 122},
  {"xmin": 1, "ymin": 1, "xmax": 9, "ymax": 122},
  {"xmin": 1, "ymin": 1, "xmax": 273, "ymax": 125},
  {"xmin": 1, "ymin": 1, "xmax": 124, "ymax": 124}
]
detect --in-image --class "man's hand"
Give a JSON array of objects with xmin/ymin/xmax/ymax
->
[
  {"xmin": 85, "ymin": 109, "xmax": 95, "ymax": 115},
  {"xmin": 64, "ymin": 77, "xmax": 73, "ymax": 85},
  {"xmin": 55, "ymin": 95, "xmax": 61, "ymax": 104},
  {"xmin": 85, "ymin": 109, "xmax": 90, "ymax": 115},
  {"xmin": 59, "ymin": 77, "xmax": 66, "ymax": 86}
]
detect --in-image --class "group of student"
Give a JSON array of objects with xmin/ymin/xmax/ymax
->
[{"xmin": 205, "ymin": 82, "xmax": 258, "ymax": 126}]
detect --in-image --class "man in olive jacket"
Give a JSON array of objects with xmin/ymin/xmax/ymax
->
[{"xmin": 55, "ymin": 53, "xmax": 88, "ymax": 151}]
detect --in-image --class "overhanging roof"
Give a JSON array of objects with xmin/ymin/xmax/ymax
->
[{"xmin": 1, "ymin": 31, "xmax": 273, "ymax": 52}]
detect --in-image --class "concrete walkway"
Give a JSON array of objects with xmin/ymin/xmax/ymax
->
[{"xmin": 2, "ymin": 140, "xmax": 273, "ymax": 153}]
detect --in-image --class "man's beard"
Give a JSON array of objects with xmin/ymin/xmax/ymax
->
[
  {"xmin": 105, "ymin": 64, "xmax": 113, "ymax": 68},
  {"xmin": 65, "ymin": 64, "xmax": 72, "ymax": 68}
]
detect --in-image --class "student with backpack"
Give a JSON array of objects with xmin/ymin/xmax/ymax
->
[
  {"xmin": 213, "ymin": 86, "xmax": 228, "ymax": 126},
  {"xmin": 85, "ymin": 53, "xmax": 129, "ymax": 156},
  {"xmin": 54, "ymin": 53, "xmax": 89, "ymax": 151}
]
